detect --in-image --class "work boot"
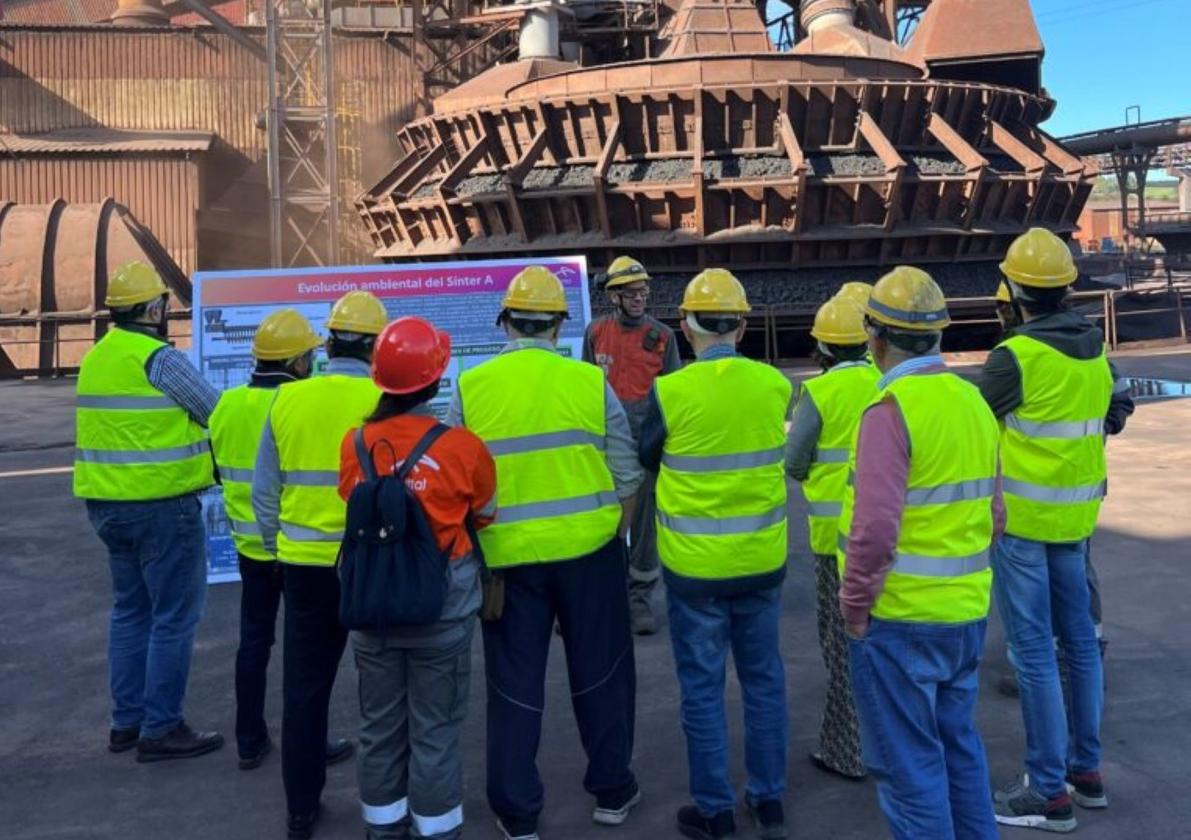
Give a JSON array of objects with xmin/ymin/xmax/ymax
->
[
  {"xmin": 108, "ymin": 726, "xmax": 140, "ymax": 753},
  {"xmin": 677, "ymin": 805, "xmax": 736, "ymax": 839},
  {"xmin": 287, "ymin": 804, "xmax": 322, "ymax": 840},
  {"xmin": 136, "ymin": 721, "xmax": 224, "ymax": 763},
  {"xmin": 630, "ymin": 599, "xmax": 658, "ymax": 636},
  {"xmin": 325, "ymin": 737, "xmax": 355, "ymax": 766},
  {"xmin": 994, "ymin": 779, "xmax": 1076, "ymax": 833},
  {"xmin": 238, "ymin": 734, "xmax": 273, "ymax": 770},
  {"xmin": 745, "ymin": 796, "xmax": 786, "ymax": 839},
  {"xmin": 593, "ymin": 780, "xmax": 642, "ymax": 826}
]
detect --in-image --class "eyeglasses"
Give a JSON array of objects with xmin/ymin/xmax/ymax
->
[{"xmin": 616, "ymin": 288, "xmax": 650, "ymax": 301}]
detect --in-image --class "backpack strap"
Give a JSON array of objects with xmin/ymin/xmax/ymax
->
[
  {"xmin": 353, "ymin": 428, "xmax": 378, "ymax": 482},
  {"xmin": 396, "ymin": 422, "xmax": 451, "ymax": 482}
]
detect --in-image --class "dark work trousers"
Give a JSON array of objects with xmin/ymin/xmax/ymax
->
[
  {"xmin": 482, "ymin": 538, "xmax": 637, "ymax": 836},
  {"xmin": 235, "ymin": 555, "xmax": 284, "ymax": 758},
  {"xmin": 282, "ymin": 563, "xmax": 348, "ymax": 817}
]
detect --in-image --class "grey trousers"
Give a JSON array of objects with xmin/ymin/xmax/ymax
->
[
  {"xmin": 352, "ymin": 623, "xmax": 474, "ymax": 840},
  {"xmin": 628, "ymin": 469, "xmax": 660, "ymax": 605}
]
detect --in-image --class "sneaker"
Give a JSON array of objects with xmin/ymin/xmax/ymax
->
[
  {"xmin": 745, "ymin": 796, "xmax": 786, "ymax": 840},
  {"xmin": 238, "ymin": 735, "xmax": 273, "ymax": 770},
  {"xmin": 325, "ymin": 737, "xmax": 355, "ymax": 766},
  {"xmin": 630, "ymin": 600, "xmax": 658, "ymax": 636},
  {"xmin": 136, "ymin": 721, "xmax": 224, "ymax": 763},
  {"xmin": 496, "ymin": 817, "xmax": 540, "ymax": 840},
  {"xmin": 994, "ymin": 779, "xmax": 1077, "ymax": 833},
  {"xmin": 677, "ymin": 805, "xmax": 736, "ymax": 839},
  {"xmin": 1066, "ymin": 770, "xmax": 1108, "ymax": 809},
  {"xmin": 108, "ymin": 726, "xmax": 140, "ymax": 754},
  {"xmin": 287, "ymin": 804, "xmax": 321, "ymax": 840},
  {"xmin": 594, "ymin": 781, "xmax": 642, "ymax": 826}
]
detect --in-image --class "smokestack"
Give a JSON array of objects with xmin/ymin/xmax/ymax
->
[
  {"xmin": 800, "ymin": 0, "xmax": 854, "ymax": 33},
  {"xmin": 518, "ymin": 1, "xmax": 561, "ymax": 60},
  {"xmin": 111, "ymin": 0, "xmax": 170, "ymax": 25}
]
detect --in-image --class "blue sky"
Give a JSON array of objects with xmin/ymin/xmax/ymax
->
[
  {"xmin": 764, "ymin": 0, "xmax": 1188, "ymax": 138},
  {"xmin": 1035, "ymin": 0, "xmax": 1189, "ymax": 137}
]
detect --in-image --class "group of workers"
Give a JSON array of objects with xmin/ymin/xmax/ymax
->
[{"xmin": 73, "ymin": 224, "xmax": 1130, "ymax": 840}]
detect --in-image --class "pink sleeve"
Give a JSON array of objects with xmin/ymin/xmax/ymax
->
[{"xmin": 839, "ymin": 398, "xmax": 910, "ymax": 626}]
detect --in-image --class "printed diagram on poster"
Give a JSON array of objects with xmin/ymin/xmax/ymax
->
[{"xmin": 192, "ymin": 257, "xmax": 591, "ymax": 583}]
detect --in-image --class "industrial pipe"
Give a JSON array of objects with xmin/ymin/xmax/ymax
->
[
  {"xmin": 800, "ymin": 0, "xmax": 854, "ymax": 33},
  {"xmin": 518, "ymin": 2, "xmax": 562, "ymax": 59},
  {"xmin": 111, "ymin": 0, "xmax": 170, "ymax": 25},
  {"xmin": 1061, "ymin": 117, "xmax": 1191, "ymax": 156}
]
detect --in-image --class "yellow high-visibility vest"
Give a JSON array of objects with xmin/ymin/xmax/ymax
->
[
  {"xmin": 74, "ymin": 328, "xmax": 213, "ymax": 501},
  {"xmin": 655, "ymin": 356, "xmax": 791, "ymax": 580},
  {"xmin": 271, "ymin": 374, "xmax": 380, "ymax": 566},
  {"xmin": 799, "ymin": 362, "xmax": 880, "ymax": 555},
  {"xmin": 459, "ymin": 347, "xmax": 621, "ymax": 568},
  {"xmin": 209, "ymin": 384, "xmax": 277, "ymax": 561},
  {"xmin": 998, "ymin": 335, "xmax": 1113, "ymax": 542},
  {"xmin": 838, "ymin": 371, "xmax": 998, "ymax": 623}
]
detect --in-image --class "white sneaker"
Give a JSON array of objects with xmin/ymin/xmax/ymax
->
[
  {"xmin": 592, "ymin": 785, "xmax": 642, "ymax": 826},
  {"xmin": 496, "ymin": 818, "xmax": 540, "ymax": 840}
]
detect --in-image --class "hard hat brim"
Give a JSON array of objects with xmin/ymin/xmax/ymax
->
[
  {"xmin": 105, "ymin": 288, "xmax": 167, "ymax": 308},
  {"xmin": 998, "ymin": 263, "xmax": 1078, "ymax": 289}
]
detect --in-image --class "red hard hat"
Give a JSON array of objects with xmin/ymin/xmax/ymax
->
[{"xmin": 371, "ymin": 316, "xmax": 451, "ymax": 395}]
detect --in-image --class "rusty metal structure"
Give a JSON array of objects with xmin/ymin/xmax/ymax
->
[
  {"xmin": 0, "ymin": 200, "xmax": 191, "ymax": 374},
  {"xmin": 1061, "ymin": 116, "xmax": 1191, "ymax": 254},
  {"xmin": 358, "ymin": 0, "xmax": 1095, "ymax": 286}
]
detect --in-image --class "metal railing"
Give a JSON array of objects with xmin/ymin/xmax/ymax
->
[
  {"xmin": 4, "ymin": 287, "xmax": 1187, "ymax": 378},
  {"xmin": 0, "ymin": 312, "xmax": 193, "ymax": 379}
]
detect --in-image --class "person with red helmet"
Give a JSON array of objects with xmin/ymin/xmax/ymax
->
[{"xmin": 338, "ymin": 317, "xmax": 497, "ymax": 840}]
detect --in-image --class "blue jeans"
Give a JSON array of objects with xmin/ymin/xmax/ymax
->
[
  {"xmin": 848, "ymin": 618, "xmax": 997, "ymax": 840},
  {"xmin": 993, "ymin": 535, "xmax": 1103, "ymax": 796},
  {"xmin": 666, "ymin": 584, "xmax": 787, "ymax": 816},
  {"xmin": 87, "ymin": 496, "xmax": 207, "ymax": 739}
]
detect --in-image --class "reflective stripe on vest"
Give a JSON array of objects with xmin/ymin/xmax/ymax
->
[
  {"xmin": 209, "ymin": 384, "xmax": 279, "ymax": 561},
  {"xmin": 76, "ymin": 440, "xmax": 210, "ymax": 464},
  {"xmin": 655, "ymin": 356, "xmax": 792, "ymax": 581},
  {"xmin": 835, "ymin": 534, "xmax": 990, "ymax": 577},
  {"xmin": 73, "ymin": 328, "xmax": 214, "ymax": 501},
  {"xmin": 998, "ymin": 335, "xmax": 1112, "ymax": 542},
  {"xmin": 800, "ymin": 362, "xmax": 880, "ymax": 555},
  {"xmin": 837, "ymin": 371, "xmax": 999, "ymax": 623},
  {"xmin": 271, "ymin": 374, "xmax": 381, "ymax": 566},
  {"xmin": 460, "ymin": 347, "xmax": 621, "ymax": 568},
  {"xmin": 662, "ymin": 446, "xmax": 784, "ymax": 472}
]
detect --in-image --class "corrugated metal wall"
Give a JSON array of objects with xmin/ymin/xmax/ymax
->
[
  {"xmin": 0, "ymin": 25, "xmax": 422, "ymax": 267},
  {"xmin": 0, "ymin": 156, "xmax": 201, "ymax": 274}
]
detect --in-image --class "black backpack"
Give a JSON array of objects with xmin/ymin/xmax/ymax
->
[{"xmin": 338, "ymin": 423, "xmax": 451, "ymax": 632}]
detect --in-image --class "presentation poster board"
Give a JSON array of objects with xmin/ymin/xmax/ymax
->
[{"xmin": 191, "ymin": 257, "xmax": 592, "ymax": 582}]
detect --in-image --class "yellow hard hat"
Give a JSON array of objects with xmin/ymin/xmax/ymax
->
[
  {"xmin": 502, "ymin": 265, "xmax": 568, "ymax": 313},
  {"xmin": 866, "ymin": 266, "xmax": 950, "ymax": 331},
  {"xmin": 1000, "ymin": 227, "xmax": 1077, "ymax": 288},
  {"xmin": 327, "ymin": 290, "xmax": 387, "ymax": 335},
  {"xmin": 836, "ymin": 281, "xmax": 874, "ymax": 306},
  {"xmin": 252, "ymin": 308, "xmax": 322, "ymax": 361},
  {"xmin": 812, "ymin": 297, "xmax": 867, "ymax": 345},
  {"xmin": 105, "ymin": 261, "xmax": 167, "ymax": 308},
  {"xmin": 681, "ymin": 268, "xmax": 750, "ymax": 313},
  {"xmin": 995, "ymin": 281, "xmax": 1012, "ymax": 303},
  {"xmin": 605, "ymin": 255, "xmax": 650, "ymax": 289}
]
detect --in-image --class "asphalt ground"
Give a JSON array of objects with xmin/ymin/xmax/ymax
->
[{"xmin": 1, "ymin": 349, "xmax": 1189, "ymax": 840}]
